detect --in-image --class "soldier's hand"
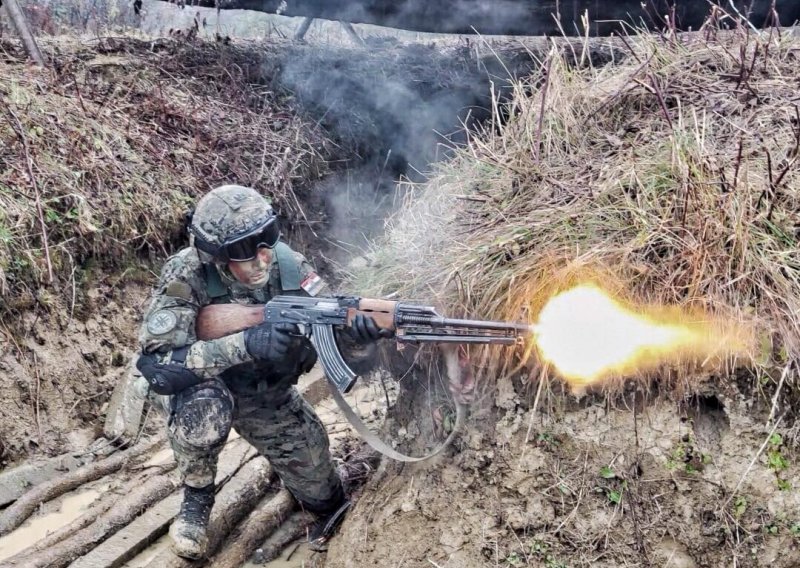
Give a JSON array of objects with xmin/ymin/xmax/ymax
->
[
  {"xmin": 349, "ymin": 314, "xmax": 394, "ymax": 345},
  {"xmin": 244, "ymin": 322, "xmax": 300, "ymax": 363}
]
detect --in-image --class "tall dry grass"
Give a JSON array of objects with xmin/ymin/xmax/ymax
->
[
  {"xmin": 0, "ymin": 37, "xmax": 332, "ymax": 317},
  {"xmin": 359, "ymin": 26, "xmax": 800, "ymax": 398}
]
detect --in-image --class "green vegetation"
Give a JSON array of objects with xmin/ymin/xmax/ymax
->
[{"xmin": 767, "ymin": 433, "xmax": 792, "ymax": 490}]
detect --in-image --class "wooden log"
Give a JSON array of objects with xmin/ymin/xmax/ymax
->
[
  {"xmin": 0, "ymin": 452, "xmax": 96, "ymax": 508},
  {"xmin": 147, "ymin": 456, "xmax": 275, "ymax": 567},
  {"xmin": 67, "ymin": 440, "xmax": 256, "ymax": 568},
  {"xmin": 0, "ymin": 437, "xmax": 164, "ymax": 536},
  {"xmin": 3, "ymin": 463, "xmax": 177, "ymax": 562},
  {"xmin": 206, "ymin": 489, "xmax": 298, "ymax": 568},
  {"xmin": 81, "ymin": 493, "xmax": 181, "ymax": 568},
  {"xmin": 4, "ymin": 482, "xmax": 119, "ymax": 561},
  {"xmin": 150, "ymin": 0, "xmax": 800, "ymax": 36},
  {"xmin": 230, "ymin": 508, "xmax": 312, "ymax": 566},
  {"xmin": 5, "ymin": 473, "xmax": 180, "ymax": 568}
]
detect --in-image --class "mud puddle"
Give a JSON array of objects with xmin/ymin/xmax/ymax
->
[{"xmin": 0, "ymin": 484, "xmax": 106, "ymax": 561}]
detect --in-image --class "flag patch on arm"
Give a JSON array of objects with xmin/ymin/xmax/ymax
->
[{"xmin": 300, "ymin": 272, "xmax": 325, "ymax": 296}]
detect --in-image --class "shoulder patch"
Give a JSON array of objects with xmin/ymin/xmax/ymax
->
[
  {"xmin": 164, "ymin": 281, "xmax": 193, "ymax": 301},
  {"xmin": 300, "ymin": 272, "xmax": 325, "ymax": 296},
  {"xmin": 147, "ymin": 309, "xmax": 178, "ymax": 335}
]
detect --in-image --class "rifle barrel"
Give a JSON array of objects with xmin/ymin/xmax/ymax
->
[
  {"xmin": 432, "ymin": 316, "xmax": 537, "ymax": 335},
  {"xmin": 399, "ymin": 333, "xmax": 519, "ymax": 345}
]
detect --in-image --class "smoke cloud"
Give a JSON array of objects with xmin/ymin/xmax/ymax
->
[{"xmin": 267, "ymin": 41, "xmax": 521, "ymax": 262}]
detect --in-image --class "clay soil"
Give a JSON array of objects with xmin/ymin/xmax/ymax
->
[{"xmin": 0, "ymin": 283, "xmax": 148, "ymax": 464}]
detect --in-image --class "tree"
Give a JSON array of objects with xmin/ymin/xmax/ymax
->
[{"xmin": 1, "ymin": 0, "xmax": 46, "ymax": 64}]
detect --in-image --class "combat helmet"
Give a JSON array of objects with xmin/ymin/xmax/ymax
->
[{"xmin": 189, "ymin": 185, "xmax": 280, "ymax": 264}]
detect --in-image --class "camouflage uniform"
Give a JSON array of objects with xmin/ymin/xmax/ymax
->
[{"xmin": 139, "ymin": 243, "xmax": 343, "ymax": 512}]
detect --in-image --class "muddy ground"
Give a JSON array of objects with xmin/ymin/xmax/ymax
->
[
  {"xmin": 0, "ymin": 282, "xmax": 149, "ymax": 465},
  {"xmin": 329, "ymin": 375, "xmax": 800, "ymax": 568}
]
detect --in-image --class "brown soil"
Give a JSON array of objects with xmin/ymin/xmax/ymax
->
[
  {"xmin": 0, "ymin": 282, "xmax": 148, "ymax": 465},
  {"xmin": 326, "ymin": 376, "xmax": 800, "ymax": 568}
]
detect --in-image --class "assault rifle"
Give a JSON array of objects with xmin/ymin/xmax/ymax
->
[{"xmin": 196, "ymin": 295, "xmax": 536, "ymax": 394}]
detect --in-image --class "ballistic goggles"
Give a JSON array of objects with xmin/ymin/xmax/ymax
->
[{"xmin": 192, "ymin": 218, "xmax": 281, "ymax": 262}]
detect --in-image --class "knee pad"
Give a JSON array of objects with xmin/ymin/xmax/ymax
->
[{"xmin": 172, "ymin": 383, "xmax": 234, "ymax": 452}]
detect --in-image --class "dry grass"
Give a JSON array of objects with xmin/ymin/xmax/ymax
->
[
  {"xmin": 0, "ymin": 35, "xmax": 332, "ymax": 317},
  {"xmin": 359, "ymin": 24, "xmax": 800, "ymax": 400}
]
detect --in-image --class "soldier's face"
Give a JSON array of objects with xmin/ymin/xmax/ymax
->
[{"xmin": 228, "ymin": 247, "xmax": 272, "ymax": 287}]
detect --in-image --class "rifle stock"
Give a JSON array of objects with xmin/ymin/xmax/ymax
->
[{"xmin": 196, "ymin": 303, "xmax": 265, "ymax": 340}]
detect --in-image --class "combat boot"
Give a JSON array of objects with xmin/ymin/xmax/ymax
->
[{"xmin": 170, "ymin": 483, "xmax": 215, "ymax": 559}]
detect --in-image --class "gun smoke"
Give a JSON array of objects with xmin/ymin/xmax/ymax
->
[{"xmin": 271, "ymin": 41, "xmax": 513, "ymax": 259}]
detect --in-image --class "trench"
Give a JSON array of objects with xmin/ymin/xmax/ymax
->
[{"xmin": 0, "ymin": 34, "xmax": 566, "ymax": 567}]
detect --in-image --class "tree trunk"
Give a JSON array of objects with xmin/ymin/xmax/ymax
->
[
  {"xmin": 151, "ymin": 0, "xmax": 798, "ymax": 36},
  {"xmin": 1, "ymin": 0, "xmax": 45, "ymax": 64}
]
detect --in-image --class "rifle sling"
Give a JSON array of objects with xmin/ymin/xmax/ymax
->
[{"xmin": 326, "ymin": 377, "xmax": 466, "ymax": 463}]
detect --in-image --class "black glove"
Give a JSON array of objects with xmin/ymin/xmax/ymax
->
[
  {"xmin": 349, "ymin": 314, "xmax": 393, "ymax": 345},
  {"xmin": 298, "ymin": 341, "xmax": 318, "ymax": 374},
  {"xmin": 244, "ymin": 322, "xmax": 300, "ymax": 363},
  {"xmin": 136, "ymin": 353, "xmax": 203, "ymax": 396}
]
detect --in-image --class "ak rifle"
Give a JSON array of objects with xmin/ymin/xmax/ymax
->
[{"xmin": 196, "ymin": 295, "xmax": 536, "ymax": 394}]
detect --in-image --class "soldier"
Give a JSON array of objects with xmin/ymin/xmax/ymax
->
[{"xmin": 134, "ymin": 185, "xmax": 385, "ymax": 559}]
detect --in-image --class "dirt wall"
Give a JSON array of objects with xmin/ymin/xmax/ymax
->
[
  {"xmin": 0, "ymin": 282, "xmax": 147, "ymax": 464},
  {"xmin": 328, "ymin": 377, "xmax": 800, "ymax": 567}
]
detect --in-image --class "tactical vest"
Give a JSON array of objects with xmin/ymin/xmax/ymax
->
[{"xmin": 202, "ymin": 242, "xmax": 303, "ymax": 303}]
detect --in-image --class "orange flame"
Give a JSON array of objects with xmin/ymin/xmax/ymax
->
[{"xmin": 532, "ymin": 285, "xmax": 749, "ymax": 387}]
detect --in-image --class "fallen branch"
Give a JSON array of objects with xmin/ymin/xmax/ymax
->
[
  {"xmin": 208, "ymin": 489, "xmax": 299, "ymax": 568},
  {"xmin": 0, "ymin": 437, "xmax": 164, "ymax": 536},
  {"xmin": 151, "ymin": 456, "xmax": 275, "ymax": 568},
  {"xmin": 6, "ymin": 473, "xmax": 180, "ymax": 568}
]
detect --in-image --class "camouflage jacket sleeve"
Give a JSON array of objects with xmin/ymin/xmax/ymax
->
[
  {"xmin": 139, "ymin": 249, "xmax": 253, "ymax": 379},
  {"xmin": 291, "ymin": 250, "xmax": 377, "ymax": 373}
]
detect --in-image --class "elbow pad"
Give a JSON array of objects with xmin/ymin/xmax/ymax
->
[{"xmin": 135, "ymin": 347, "xmax": 203, "ymax": 396}]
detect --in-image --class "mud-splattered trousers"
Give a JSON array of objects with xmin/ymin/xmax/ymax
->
[
  {"xmin": 150, "ymin": 370, "xmax": 341, "ymax": 512},
  {"xmin": 139, "ymin": 244, "xmax": 348, "ymax": 513}
]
